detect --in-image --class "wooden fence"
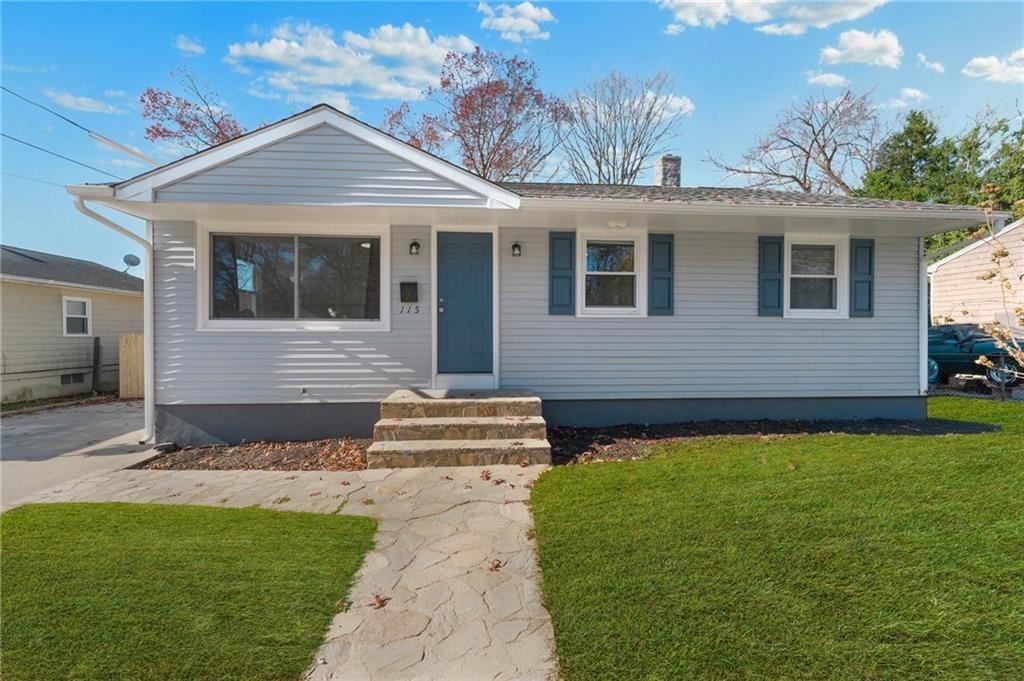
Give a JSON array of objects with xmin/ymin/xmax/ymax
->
[{"xmin": 119, "ymin": 333, "xmax": 144, "ymax": 399}]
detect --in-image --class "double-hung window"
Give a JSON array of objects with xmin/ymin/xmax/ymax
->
[
  {"xmin": 577, "ymin": 230, "xmax": 647, "ymax": 317},
  {"xmin": 62, "ymin": 296, "xmax": 91, "ymax": 336},
  {"xmin": 205, "ymin": 230, "xmax": 388, "ymax": 330},
  {"xmin": 784, "ymin": 236, "xmax": 848, "ymax": 318}
]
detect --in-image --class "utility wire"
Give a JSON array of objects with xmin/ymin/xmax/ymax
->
[
  {"xmin": 2, "ymin": 171, "xmax": 66, "ymax": 188},
  {"xmin": 1, "ymin": 85, "xmax": 158, "ymax": 165},
  {"xmin": 1, "ymin": 132, "xmax": 123, "ymax": 180},
  {"xmin": 1, "ymin": 85, "xmax": 91, "ymax": 132}
]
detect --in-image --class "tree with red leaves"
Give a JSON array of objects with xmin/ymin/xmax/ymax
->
[
  {"xmin": 383, "ymin": 48, "xmax": 568, "ymax": 182},
  {"xmin": 140, "ymin": 69, "xmax": 245, "ymax": 152}
]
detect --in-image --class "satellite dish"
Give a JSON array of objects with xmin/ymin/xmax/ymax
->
[{"xmin": 122, "ymin": 253, "xmax": 141, "ymax": 272}]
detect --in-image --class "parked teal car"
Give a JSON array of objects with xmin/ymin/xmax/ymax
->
[{"xmin": 927, "ymin": 324, "xmax": 1021, "ymax": 386}]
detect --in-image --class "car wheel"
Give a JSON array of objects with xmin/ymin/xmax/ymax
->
[
  {"xmin": 927, "ymin": 357, "xmax": 941, "ymax": 384},
  {"xmin": 986, "ymin": 357, "xmax": 1020, "ymax": 387}
]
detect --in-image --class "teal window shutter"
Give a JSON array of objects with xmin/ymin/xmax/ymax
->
[
  {"xmin": 648, "ymin": 233, "xmax": 674, "ymax": 315},
  {"xmin": 549, "ymin": 231, "xmax": 575, "ymax": 315},
  {"xmin": 850, "ymin": 238, "xmax": 875, "ymax": 317},
  {"xmin": 758, "ymin": 236, "xmax": 784, "ymax": 316}
]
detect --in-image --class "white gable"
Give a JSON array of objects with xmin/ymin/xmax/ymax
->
[
  {"xmin": 112, "ymin": 106, "xmax": 519, "ymax": 209},
  {"xmin": 156, "ymin": 124, "xmax": 491, "ymax": 207}
]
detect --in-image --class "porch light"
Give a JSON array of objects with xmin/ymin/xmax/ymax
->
[
  {"xmin": 409, "ymin": 240, "xmax": 421, "ymax": 256},
  {"xmin": 511, "ymin": 242, "xmax": 522, "ymax": 257}
]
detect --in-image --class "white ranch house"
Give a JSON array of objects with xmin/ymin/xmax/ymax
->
[{"xmin": 68, "ymin": 105, "xmax": 1005, "ymax": 454}]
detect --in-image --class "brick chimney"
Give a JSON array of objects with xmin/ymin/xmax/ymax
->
[{"xmin": 654, "ymin": 154, "xmax": 681, "ymax": 187}]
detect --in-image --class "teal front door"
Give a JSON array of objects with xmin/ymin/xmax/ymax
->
[{"xmin": 437, "ymin": 232, "xmax": 493, "ymax": 374}]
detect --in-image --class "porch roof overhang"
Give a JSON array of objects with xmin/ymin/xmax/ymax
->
[{"xmin": 66, "ymin": 183, "xmax": 1005, "ymax": 239}]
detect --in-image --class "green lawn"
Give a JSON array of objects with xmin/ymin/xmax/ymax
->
[
  {"xmin": 532, "ymin": 397, "xmax": 1024, "ymax": 680},
  {"xmin": 1, "ymin": 503, "xmax": 376, "ymax": 681}
]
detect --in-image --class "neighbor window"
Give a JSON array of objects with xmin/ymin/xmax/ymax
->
[
  {"xmin": 211, "ymin": 234, "xmax": 381, "ymax": 321},
  {"xmin": 785, "ymin": 237, "xmax": 848, "ymax": 318},
  {"xmin": 62, "ymin": 297, "xmax": 91, "ymax": 336},
  {"xmin": 578, "ymin": 230, "xmax": 647, "ymax": 316}
]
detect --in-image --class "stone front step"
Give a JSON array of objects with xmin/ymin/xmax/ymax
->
[
  {"xmin": 366, "ymin": 438, "xmax": 551, "ymax": 468},
  {"xmin": 373, "ymin": 416, "xmax": 547, "ymax": 442},
  {"xmin": 380, "ymin": 389, "xmax": 542, "ymax": 419}
]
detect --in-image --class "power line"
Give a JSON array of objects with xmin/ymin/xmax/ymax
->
[
  {"xmin": 1, "ymin": 85, "xmax": 158, "ymax": 165},
  {"xmin": 2, "ymin": 171, "xmax": 66, "ymax": 188},
  {"xmin": 1, "ymin": 85, "xmax": 90, "ymax": 133},
  {"xmin": 1, "ymin": 132, "xmax": 123, "ymax": 180}
]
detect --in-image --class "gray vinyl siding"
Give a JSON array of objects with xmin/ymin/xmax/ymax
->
[
  {"xmin": 153, "ymin": 221, "xmax": 431, "ymax": 404},
  {"xmin": 499, "ymin": 229, "xmax": 920, "ymax": 399},
  {"xmin": 156, "ymin": 125, "xmax": 489, "ymax": 207}
]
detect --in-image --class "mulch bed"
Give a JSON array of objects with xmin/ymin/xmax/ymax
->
[
  {"xmin": 547, "ymin": 417, "xmax": 997, "ymax": 465},
  {"xmin": 136, "ymin": 438, "xmax": 370, "ymax": 471},
  {"xmin": 136, "ymin": 417, "xmax": 995, "ymax": 471}
]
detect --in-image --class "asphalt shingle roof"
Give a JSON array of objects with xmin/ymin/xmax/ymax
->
[
  {"xmin": 500, "ymin": 183, "xmax": 984, "ymax": 213},
  {"xmin": 1, "ymin": 245, "xmax": 143, "ymax": 293}
]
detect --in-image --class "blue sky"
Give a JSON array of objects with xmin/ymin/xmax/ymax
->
[{"xmin": 2, "ymin": 1, "xmax": 1022, "ymax": 272}]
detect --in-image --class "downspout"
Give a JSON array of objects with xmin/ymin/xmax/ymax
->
[
  {"xmin": 919, "ymin": 236, "xmax": 929, "ymax": 397},
  {"xmin": 72, "ymin": 196, "xmax": 155, "ymax": 443}
]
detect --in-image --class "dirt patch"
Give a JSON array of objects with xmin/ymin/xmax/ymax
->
[
  {"xmin": 137, "ymin": 438, "xmax": 369, "ymax": 471},
  {"xmin": 548, "ymin": 418, "xmax": 997, "ymax": 465},
  {"xmin": 1, "ymin": 393, "xmax": 122, "ymax": 416}
]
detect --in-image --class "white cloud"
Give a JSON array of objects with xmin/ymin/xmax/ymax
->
[
  {"xmin": 477, "ymin": 2, "xmax": 555, "ymax": 43},
  {"xmin": 108, "ymin": 158, "xmax": 146, "ymax": 169},
  {"xmin": 657, "ymin": 1, "xmax": 885, "ymax": 36},
  {"xmin": 2, "ymin": 63, "xmax": 56, "ymax": 74},
  {"xmin": 175, "ymin": 34, "xmax": 206, "ymax": 56},
  {"xmin": 44, "ymin": 89, "xmax": 124, "ymax": 114},
  {"xmin": 916, "ymin": 52, "xmax": 945, "ymax": 74},
  {"xmin": 104, "ymin": 89, "xmax": 127, "ymax": 98},
  {"xmin": 821, "ymin": 29, "xmax": 902, "ymax": 68},
  {"xmin": 962, "ymin": 47, "xmax": 1024, "ymax": 83},
  {"xmin": 664, "ymin": 23, "xmax": 684, "ymax": 35},
  {"xmin": 226, "ymin": 21, "xmax": 475, "ymax": 107},
  {"xmin": 900, "ymin": 87, "xmax": 927, "ymax": 102},
  {"xmin": 657, "ymin": 92, "xmax": 695, "ymax": 117},
  {"xmin": 805, "ymin": 70, "xmax": 849, "ymax": 87},
  {"xmin": 879, "ymin": 98, "xmax": 907, "ymax": 109}
]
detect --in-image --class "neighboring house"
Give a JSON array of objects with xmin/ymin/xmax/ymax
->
[
  {"xmin": 1, "ymin": 245, "xmax": 143, "ymax": 403},
  {"xmin": 66, "ymin": 105, "xmax": 1004, "ymax": 445},
  {"xmin": 928, "ymin": 218, "xmax": 1023, "ymax": 333}
]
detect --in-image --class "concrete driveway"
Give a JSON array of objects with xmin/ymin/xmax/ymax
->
[{"xmin": 1, "ymin": 400, "xmax": 152, "ymax": 510}]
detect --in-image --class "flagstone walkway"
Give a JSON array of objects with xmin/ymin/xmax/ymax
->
[{"xmin": 19, "ymin": 465, "xmax": 557, "ymax": 680}]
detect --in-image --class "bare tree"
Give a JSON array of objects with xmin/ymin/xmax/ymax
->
[
  {"xmin": 710, "ymin": 89, "xmax": 882, "ymax": 195},
  {"xmin": 562, "ymin": 71, "xmax": 689, "ymax": 185}
]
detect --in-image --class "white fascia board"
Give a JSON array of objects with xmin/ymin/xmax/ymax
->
[
  {"xmin": 518, "ymin": 197, "xmax": 1006, "ymax": 224},
  {"xmin": 0, "ymin": 273, "xmax": 143, "ymax": 296},
  {"xmin": 107, "ymin": 107, "xmax": 520, "ymax": 209},
  {"xmin": 927, "ymin": 218, "xmax": 1022, "ymax": 273}
]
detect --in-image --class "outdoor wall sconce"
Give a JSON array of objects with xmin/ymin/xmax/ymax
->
[
  {"xmin": 511, "ymin": 242, "xmax": 522, "ymax": 257},
  {"xmin": 409, "ymin": 240, "xmax": 421, "ymax": 256}
]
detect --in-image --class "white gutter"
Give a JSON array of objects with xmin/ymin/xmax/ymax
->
[
  {"xmin": 919, "ymin": 236, "xmax": 930, "ymax": 396},
  {"xmin": 71, "ymin": 194, "xmax": 154, "ymax": 444},
  {"xmin": 519, "ymin": 197, "xmax": 1010, "ymax": 224},
  {"xmin": 0, "ymin": 273, "xmax": 142, "ymax": 296}
]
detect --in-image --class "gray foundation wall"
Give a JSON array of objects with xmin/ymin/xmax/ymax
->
[
  {"xmin": 158, "ymin": 396, "xmax": 926, "ymax": 446},
  {"xmin": 156, "ymin": 403, "xmax": 380, "ymax": 446},
  {"xmin": 543, "ymin": 396, "xmax": 927, "ymax": 427}
]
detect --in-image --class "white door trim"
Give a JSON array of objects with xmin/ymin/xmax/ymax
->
[{"xmin": 430, "ymin": 225, "xmax": 500, "ymax": 390}]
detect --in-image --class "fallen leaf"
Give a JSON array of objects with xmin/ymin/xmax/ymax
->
[
  {"xmin": 370, "ymin": 594, "xmax": 391, "ymax": 609},
  {"xmin": 480, "ymin": 469, "xmax": 492, "ymax": 481},
  {"xmin": 487, "ymin": 559, "xmax": 504, "ymax": 572}
]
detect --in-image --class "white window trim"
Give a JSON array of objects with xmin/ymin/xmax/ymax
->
[
  {"xmin": 195, "ymin": 222, "xmax": 391, "ymax": 332},
  {"xmin": 62, "ymin": 296, "xmax": 92, "ymax": 337},
  {"xmin": 783, "ymin": 234, "xmax": 849, "ymax": 319},
  {"xmin": 576, "ymin": 228, "xmax": 648, "ymax": 318}
]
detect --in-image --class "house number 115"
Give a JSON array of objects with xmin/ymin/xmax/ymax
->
[{"xmin": 399, "ymin": 305, "xmax": 421, "ymax": 314}]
